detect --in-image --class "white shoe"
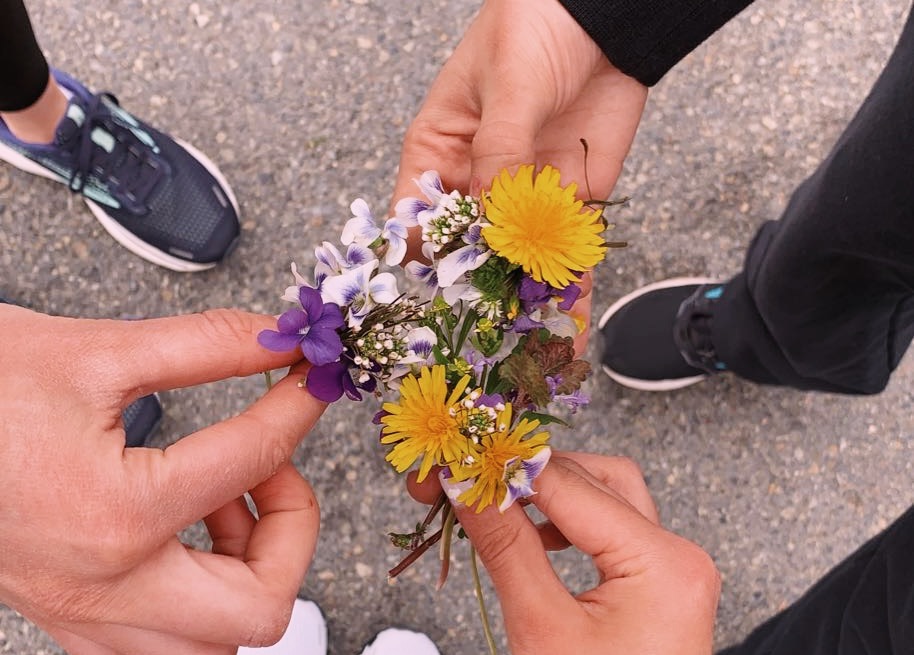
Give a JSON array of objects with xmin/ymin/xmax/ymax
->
[
  {"xmin": 359, "ymin": 628, "xmax": 440, "ymax": 655},
  {"xmin": 237, "ymin": 599, "xmax": 327, "ymax": 655}
]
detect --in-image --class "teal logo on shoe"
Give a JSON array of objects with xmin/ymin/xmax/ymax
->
[{"xmin": 704, "ymin": 286, "xmax": 724, "ymax": 300}]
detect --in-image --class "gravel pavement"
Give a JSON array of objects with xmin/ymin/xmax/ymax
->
[{"xmin": 2, "ymin": 1, "xmax": 913, "ymax": 653}]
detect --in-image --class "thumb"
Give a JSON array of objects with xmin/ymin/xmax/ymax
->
[
  {"xmin": 468, "ymin": 104, "xmax": 541, "ymax": 196},
  {"xmin": 453, "ymin": 490, "xmax": 576, "ymax": 627},
  {"xmin": 123, "ymin": 362, "xmax": 326, "ymax": 540}
]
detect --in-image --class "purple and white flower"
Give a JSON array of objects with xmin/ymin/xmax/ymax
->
[
  {"xmin": 314, "ymin": 241, "xmax": 375, "ymax": 286},
  {"xmin": 442, "ymin": 282, "xmax": 483, "ymax": 307},
  {"xmin": 387, "ymin": 326, "xmax": 439, "ymax": 384},
  {"xmin": 513, "ymin": 299, "xmax": 578, "ymax": 338},
  {"xmin": 436, "ymin": 224, "xmax": 491, "ymax": 288},
  {"xmin": 405, "ymin": 242, "xmax": 439, "ymax": 298},
  {"xmin": 281, "ymin": 261, "xmax": 312, "ymax": 304},
  {"xmin": 394, "ymin": 170, "xmax": 446, "ymax": 224},
  {"xmin": 398, "ymin": 171, "xmax": 481, "ymax": 253},
  {"xmin": 257, "ymin": 286, "xmax": 345, "ymax": 366},
  {"xmin": 499, "ymin": 446, "xmax": 552, "ymax": 512},
  {"xmin": 320, "ymin": 260, "xmax": 400, "ymax": 328},
  {"xmin": 342, "ymin": 199, "xmax": 416, "ymax": 266}
]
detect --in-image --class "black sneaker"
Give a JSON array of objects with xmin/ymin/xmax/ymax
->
[
  {"xmin": 0, "ymin": 69, "xmax": 240, "ymax": 272},
  {"xmin": 0, "ymin": 295, "xmax": 162, "ymax": 446},
  {"xmin": 598, "ymin": 277, "xmax": 727, "ymax": 391}
]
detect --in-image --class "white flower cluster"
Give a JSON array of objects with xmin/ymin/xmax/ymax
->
[{"xmin": 417, "ymin": 190, "xmax": 480, "ymax": 253}]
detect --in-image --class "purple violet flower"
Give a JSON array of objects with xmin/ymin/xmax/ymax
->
[
  {"xmin": 546, "ymin": 376, "xmax": 590, "ymax": 413},
  {"xmin": 257, "ymin": 286, "xmax": 345, "ymax": 366},
  {"xmin": 307, "ymin": 359, "xmax": 363, "ymax": 402},
  {"xmin": 475, "ymin": 393, "xmax": 505, "ymax": 409},
  {"xmin": 462, "ymin": 350, "xmax": 499, "ymax": 378},
  {"xmin": 512, "ymin": 313, "xmax": 545, "ymax": 334},
  {"xmin": 517, "ymin": 275, "xmax": 581, "ymax": 313}
]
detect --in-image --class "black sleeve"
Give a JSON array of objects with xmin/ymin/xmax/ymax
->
[{"xmin": 557, "ymin": 0, "xmax": 756, "ymax": 86}]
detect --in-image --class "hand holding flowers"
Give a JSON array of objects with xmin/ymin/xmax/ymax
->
[{"xmin": 259, "ymin": 162, "xmax": 625, "ymax": 652}]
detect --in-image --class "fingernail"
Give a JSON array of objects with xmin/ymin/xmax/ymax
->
[{"xmin": 438, "ymin": 468, "xmax": 471, "ymax": 507}]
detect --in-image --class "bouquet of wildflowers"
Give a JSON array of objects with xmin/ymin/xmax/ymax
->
[{"xmin": 259, "ymin": 162, "xmax": 624, "ymax": 651}]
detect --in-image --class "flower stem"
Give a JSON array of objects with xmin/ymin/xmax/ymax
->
[
  {"xmin": 263, "ymin": 370, "xmax": 274, "ymax": 390},
  {"xmin": 421, "ymin": 492, "xmax": 447, "ymax": 532},
  {"xmin": 436, "ymin": 505, "xmax": 457, "ymax": 590},
  {"xmin": 470, "ymin": 545, "xmax": 498, "ymax": 655},
  {"xmin": 388, "ymin": 528, "xmax": 443, "ymax": 580}
]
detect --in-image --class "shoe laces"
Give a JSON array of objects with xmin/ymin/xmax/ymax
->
[
  {"xmin": 673, "ymin": 285, "xmax": 726, "ymax": 373},
  {"xmin": 65, "ymin": 93, "xmax": 164, "ymax": 209}
]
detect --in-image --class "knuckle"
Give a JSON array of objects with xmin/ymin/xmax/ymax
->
[
  {"xmin": 610, "ymin": 456, "xmax": 646, "ymax": 486},
  {"xmin": 671, "ymin": 539, "xmax": 722, "ymax": 610},
  {"xmin": 238, "ymin": 598, "xmax": 293, "ymax": 648},
  {"xmin": 233, "ymin": 411, "xmax": 294, "ymax": 476},
  {"xmin": 87, "ymin": 524, "xmax": 146, "ymax": 571},
  {"xmin": 471, "ymin": 518, "xmax": 525, "ymax": 572},
  {"xmin": 471, "ymin": 123, "xmax": 528, "ymax": 163},
  {"xmin": 196, "ymin": 309, "xmax": 253, "ymax": 351}
]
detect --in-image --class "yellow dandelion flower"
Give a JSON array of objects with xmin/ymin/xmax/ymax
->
[
  {"xmin": 380, "ymin": 366, "xmax": 472, "ymax": 482},
  {"xmin": 451, "ymin": 404, "xmax": 551, "ymax": 512},
  {"xmin": 481, "ymin": 164, "xmax": 606, "ymax": 289}
]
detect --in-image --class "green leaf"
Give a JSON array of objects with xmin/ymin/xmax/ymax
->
[
  {"xmin": 454, "ymin": 308, "xmax": 479, "ymax": 354},
  {"xmin": 500, "ymin": 351, "xmax": 551, "ymax": 407},
  {"xmin": 432, "ymin": 345, "xmax": 449, "ymax": 366},
  {"xmin": 517, "ymin": 410, "xmax": 570, "ymax": 428}
]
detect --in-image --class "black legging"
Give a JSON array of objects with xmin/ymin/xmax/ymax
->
[
  {"xmin": 0, "ymin": 0, "xmax": 50, "ymax": 111},
  {"xmin": 710, "ymin": 3, "xmax": 914, "ymax": 395},
  {"xmin": 718, "ymin": 504, "xmax": 914, "ymax": 655}
]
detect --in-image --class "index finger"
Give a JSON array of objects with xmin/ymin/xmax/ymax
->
[{"xmin": 72, "ymin": 310, "xmax": 305, "ymax": 402}]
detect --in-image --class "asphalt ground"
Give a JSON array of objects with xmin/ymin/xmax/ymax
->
[{"xmin": 2, "ymin": 1, "xmax": 913, "ymax": 653}]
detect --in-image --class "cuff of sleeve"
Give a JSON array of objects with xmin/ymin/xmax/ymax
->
[{"xmin": 556, "ymin": 0, "xmax": 755, "ymax": 86}]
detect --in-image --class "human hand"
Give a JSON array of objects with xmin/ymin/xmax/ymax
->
[
  {"xmin": 392, "ymin": 0, "xmax": 647, "ymax": 350},
  {"xmin": 412, "ymin": 452, "xmax": 719, "ymax": 654},
  {"xmin": 0, "ymin": 305, "xmax": 325, "ymax": 655},
  {"xmin": 393, "ymin": 0, "xmax": 647, "ymax": 201}
]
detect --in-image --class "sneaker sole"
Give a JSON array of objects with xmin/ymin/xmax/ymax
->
[
  {"xmin": 0, "ymin": 136, "xmax": 240, "ymax": 273},
  {"xmin": 598, "ymin": 276, "xmax": 719, "ymax": 392}
]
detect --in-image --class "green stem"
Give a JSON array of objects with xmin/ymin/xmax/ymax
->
[
  {"xmin": 454, "ymin": 307, "xmax": 479, "ymax": 355},
  {"xmin": 470, "ymin": 545, "xmax": 498, "ymax": 655},
  {"xmin": 263, "ymin": 370, "xmax": 274, "ymax": 390},
  {"xmin": 436, "ymin": 505, "xmax": 457, "ymax": 590}
]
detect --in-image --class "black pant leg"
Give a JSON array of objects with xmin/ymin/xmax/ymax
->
[
  {"xmin": 0, "ymin": 0, "xmax": 51, "ymax": 111},
  {"xmin": 710, "ymin": 3, "xmax": 914, "ymax": 394},
  {"xmin": 717, "ymin": 504, "xmax": 914, "ymax": 655}
]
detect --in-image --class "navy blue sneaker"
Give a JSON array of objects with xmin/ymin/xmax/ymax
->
[
  {"xmin": 598, "ymin": 277, "xmax": 726, "ymax": 391},
  {"xmin": 0, "ymin": 70, "xmax": 240, "ymax": 272},
  {"xmin": 122, "ymin": 393, "xmax": 163, "ymax": 448},
  {"xmin": 0, "ymin": 295, "xmax": 162, "ymax": 446}
]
